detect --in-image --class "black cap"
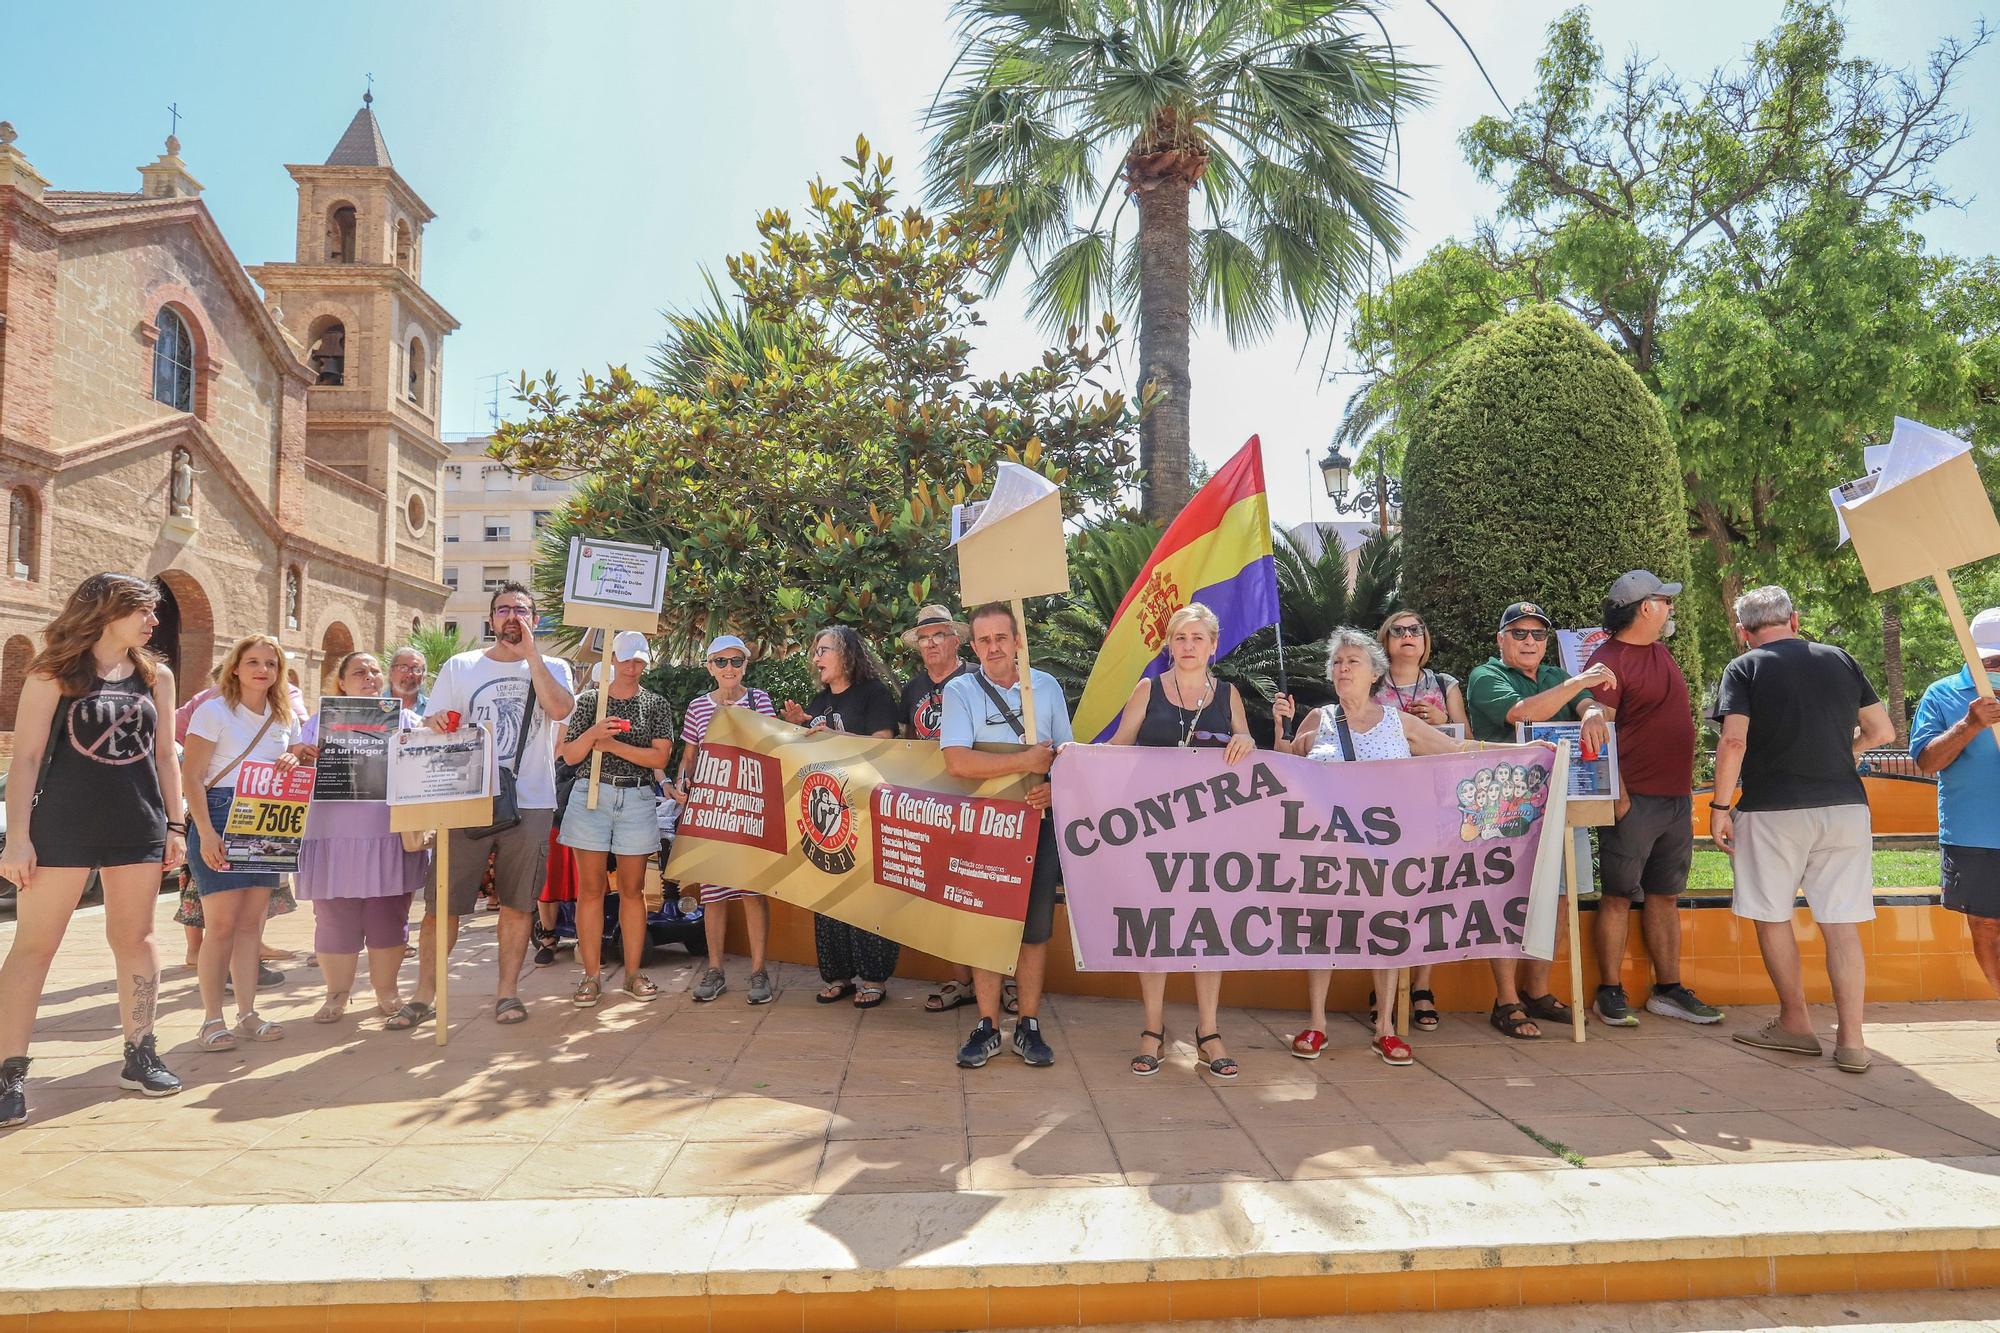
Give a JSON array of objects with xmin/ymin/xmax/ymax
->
[{"xmin": 1497, "ymin": 602, "xmax": 1551, "ymax": 631}]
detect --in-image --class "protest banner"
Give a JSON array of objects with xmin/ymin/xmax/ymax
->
[
  {"xmin": 952, "ymin": 462, "xmax": 1070, "ymax": 743},
  {"xmin": 1833, "ymin": 416, "xmax": 2000, "ymax": 752},
  {"xmin": 665, "ymin": 707, "xmax": 1042, "ymax": 974},
  {"xmin": 563, "ymin": 536, "xmax": 669, "ymax": 808},
  {"xmin": 387, "ymin": 724, "xmax": 496, "ymax": 1047},
  {"xmin": 1052, "ymin": 742, "xmax": 1569, "ymax": 972},
  {"xmin": 222, "ymin": 760, "xmax": 315, "ymax": 873},
  {"xmin": 311, "ymin": 696, "xmax": 404, "ymax": 802}
]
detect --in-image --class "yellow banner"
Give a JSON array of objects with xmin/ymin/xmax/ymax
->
[{"xmin": 665, "ymin": 708, "xmax": 1042, "ymax": 975}]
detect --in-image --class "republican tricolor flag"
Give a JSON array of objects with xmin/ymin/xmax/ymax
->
[{"xmin": 1072, "ymin": 436, "xmax": 1282, "ymax": 742}]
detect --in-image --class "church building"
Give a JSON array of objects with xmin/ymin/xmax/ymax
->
[{"xmin": 0, "ymin": 95, "xmax": 455, "ymax": 749}]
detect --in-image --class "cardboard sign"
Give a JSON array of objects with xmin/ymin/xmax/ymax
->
[
  {"xmin": 562, "ymin": 536, "xmax": 669, "ymax": 633},
  {"xmin": 223, "ymin": 761, "xmax": 316, "ymax": 872},
  {"xmin": 1834, "ymin": 418, "xmax": 2000, "ymax": 593},
  {"xmin": 952, "ymin": 463, "xmax": 1070, "ymax": 604}
]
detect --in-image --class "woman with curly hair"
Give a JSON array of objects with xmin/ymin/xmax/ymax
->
[{"xmin": 0, "ymin": 573, "xmax": 186, "ymax": 1127}]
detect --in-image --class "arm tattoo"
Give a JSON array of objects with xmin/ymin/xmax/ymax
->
[{"xmin": 130, "ymin": 973, "xmax": 156, "ymax": 1035}]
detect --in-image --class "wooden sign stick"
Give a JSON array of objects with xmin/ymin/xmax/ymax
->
[
  {"xmin": 586, "ymin": 636, "xmax": 615, "ymax": 809},
  {"xmin": 1012, "ymin": 596, "xmax": 1040, "ymax": 745},
  {"xmin": 1937, "ymin": 567, "xmax": 2000, "ymax": 755},
  {"xmin": 1564, "ymin": 833, "xmax": 1587, "ymax": 1043},
  {"xmin": 434, "ymin": 830, "xmax": 450, "ymax": 1047}
]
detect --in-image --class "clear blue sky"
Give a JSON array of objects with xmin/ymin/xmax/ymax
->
[{"xmin": 6, "ymin": 1, "xmax": 1994, "ymax": 531}]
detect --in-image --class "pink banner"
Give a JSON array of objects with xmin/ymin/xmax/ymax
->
[{"xmin": 1051, "ymin": 743, "xmax": 1569, "ymax": 971}]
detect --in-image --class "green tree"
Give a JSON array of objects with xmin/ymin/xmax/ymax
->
[
  {"xmin": 1401, "ymin": 305, "xmax": 1697, "ymax": 687},
  {"xmin": 925, "ymin": 0, "xmax": 1426, "ymax": 521},
  {"xmin": 395, "ymin": 623, "xmax": 477, "ymax": 686},
  {"xmin": 1347, "ymin": 5, "xmax": 2000, "ymax": 722},
  {"xmin": 492, "ymin": 142, "xmax": 1142, "ymax": 659}
]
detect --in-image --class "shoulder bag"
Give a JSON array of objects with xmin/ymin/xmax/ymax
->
[{"xmin": 464, "ymin": 684, "xmax": 536, "ymax": 840}]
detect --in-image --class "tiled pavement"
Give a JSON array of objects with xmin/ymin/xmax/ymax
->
[{"xmin": 4, "ymin": 895, "xmax": 2000, "ymax": 1210}]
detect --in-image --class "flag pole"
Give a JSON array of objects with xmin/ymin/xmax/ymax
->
[{"xmin": 1273, "ymin": 619, "xmax": 1291, "ymax": 742}]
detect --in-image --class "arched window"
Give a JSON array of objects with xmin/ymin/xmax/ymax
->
[
  {"xmin": 308, "ymin": 318, "xmax": 346, "ymax": 386},
  {"xmin": 407, "ymin": 337, "xmax": 425, "ymax": 406},
  {"xmin": 152, "ymin": 308, "xmax": 194, "ymax": 411},
  {"xmin": 0, "ymin": 636, "xmax": 33, "ymax": 729},
  {"xmin": 328, "ymin": 205, "xmax": 357, "ymax": 262},
  {"xmin": 394, "ymin": 219, "xmax": 413, "ymax": 275},
  {"xmin": 7, "ymin": 489, "xmax": 35, "ymax": 581}
]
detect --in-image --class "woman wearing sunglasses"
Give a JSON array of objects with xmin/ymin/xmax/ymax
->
[{"xmin": 1369, "ymin": 611, "xmax": 1469, "ymax": 1034}]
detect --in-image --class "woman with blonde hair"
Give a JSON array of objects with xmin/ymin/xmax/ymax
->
[
  {"xmin": 0, "ymin": 573, "xmax": 186, "ymax": 1127},
  {"xmin": 1370, "ymin": 609, "xmax": 1468, "ymax": 1033},
  {"xmin": 1105, "ymin": 603, "xmax": 1255, "ymax": 1079},
  {"xmin": 183, "ymin": 633, "xmax": 300, "ymax": 1051}
]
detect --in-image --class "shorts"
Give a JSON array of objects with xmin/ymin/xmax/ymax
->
[
  {"xmin": 1941, "ymin": 844, "xmax": 2000, "ymax": 920},
  {"xmin": 188, "ymin": 788, "xmax": 285, "ymax": 895},
  {"xmin": 1598, "ymin": 792, "xmax": 1692, "ymax": 903},
  {"xmin": 427, "ymin": 809, "xmax": 554, "ymax": 916},
  {"xmin": 313, "ymin": 894, "xmax": 415, "ymax": 952},
  {"xmin": 30, "ymin": 842, "xmax": 165, "ymax": 871},
  {"xmin": 558, "ymin": 782, "xmax": 661, "ymax": 856},
  {"xmin": 540, "ymin": 828, "xmax": 577, "ymax": 904},
  {"xmin": 1022, "ymin": 819, "xmax": 1061, "ymax": 947},
  {"xmin": 1730, "ymin": 805, "xmax": 1874, "ymax": 924},
  {"xmin": 698, "ymin": 883, "xmax": 759, "ymax": 906}
]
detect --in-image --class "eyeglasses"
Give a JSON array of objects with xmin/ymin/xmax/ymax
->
[
  {"xmin": 1505, "ymin": 628, "xmax": 1549, "ymax": 643},
  {"xmin": 491, "ymin": 605, "xmax": 535, "ymax": 619},
  {"xmin": 1387, "ymin": 624, "xmax": 1426, "ymax": 639},
  {"xmin": 1648, "ymin": 596, "xmax": 1677, "ymax": 608},
  {"xmin": 810, "ymin": 644, "xmax": 835, "ymax": 658},
  {"xmin": 708, "ymin": 655, "xmax": 747, "ymax": 669},
  {"xmin": 915, "ymin": 632, "xmax": 957, "ymax": 647}
]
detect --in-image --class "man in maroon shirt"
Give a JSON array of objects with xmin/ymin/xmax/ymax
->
[{"xmin": 1583, "ymin": 570, "xmax": 1724, "ymax": 1028}]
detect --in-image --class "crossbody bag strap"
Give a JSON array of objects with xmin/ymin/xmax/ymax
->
[
  {"xmin": 31, "ymin": 696, "xmax": 75, "ymax": 808},
  {"xmin": 207, "ymin": 709, "xmax": 278, "ymax": 792},
  {"xmin": 508, "ymin": 680, "xmax": 538, "ymax": 776},
  {"xmin": 1332, "ymin": 707, "xmax": 1357, "ymax": 763},
  {"xmin": 972, "ymin": 671, "xmax": 1027, "ymax": 739}
]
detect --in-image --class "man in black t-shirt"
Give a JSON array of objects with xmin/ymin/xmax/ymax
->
[
  {"xmin": 898, "ymin": 605, "xmax": 977, "ymax": 1012},
  {"xmin": 1710, "ymin": 586, "xmax": 1894, "ymax": 1071}
]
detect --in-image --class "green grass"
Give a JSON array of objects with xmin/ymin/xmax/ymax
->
[{"xmin": 1685, "ymin": 848, "xmax": 1939, "ymax": 894}]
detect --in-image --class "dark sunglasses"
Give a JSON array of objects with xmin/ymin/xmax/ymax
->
[
  {"xmin": 1387, "ymin": 623, "xmax": 1427, "ymax": 639},
  {"xmin": 1505, "ymin": 628, "xmax": 1549, "ymax": 643},
  {"xmin": 708, "ymin": 655, "xmax": 747, "ymax": 669}
]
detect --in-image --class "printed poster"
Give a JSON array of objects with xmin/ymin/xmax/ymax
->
[
  {"xmin": 387, "ymin": 725, "xmax": 496, "ymax": 807},
  {"xmin": 1517, "ymin": 720, "xmax": 1619, "ymax": 800},
  {"xmin": 312, "ymin": 696, "xmax": 404, "ymax": 802},
  {"xmin": 223, "ymin": 760, "xmax": 316, "ymax": 873},
  {"xmin": 563, "ymin": 536, "xmax": 668, "ymax": 615}
]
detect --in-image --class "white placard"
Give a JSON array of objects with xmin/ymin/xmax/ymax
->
[
  {"xmin": 1555, "ymin": 626, "xmax": 1611, "ymax": 677},
  {"xmin": 387, "ymin": 724, "xmax": 497, "ymax": 807},
  {"xmin": 563, "ymin": 536, "xmax": 669, "ymax": 614}
]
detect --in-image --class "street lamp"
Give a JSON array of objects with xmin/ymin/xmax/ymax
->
[
  {"xmin": 1317, "ymin": 445, "xmax": 1352, "ymax": 499},
  {"xmin": 1319, "ymin": 438, "xmax": 1392, "ymax": 535}
]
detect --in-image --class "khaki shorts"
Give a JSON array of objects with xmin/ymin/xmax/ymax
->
[
  {"xmin": 1730, "ymin": 805, "xmax": 1873, "ymax": 924},
  {"xmin": 425, "ymin": 809, "xmax": 555, "ymax": 916}
]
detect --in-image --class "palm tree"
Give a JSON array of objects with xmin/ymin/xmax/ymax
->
[{"xmin": 926, "ymin": 0, "xmax": 1425, "ymax": 522}]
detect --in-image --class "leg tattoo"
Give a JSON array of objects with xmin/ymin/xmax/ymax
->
[{"xmin": 130, "ymin": 973, "xmax": 156, "ymax": 1035}]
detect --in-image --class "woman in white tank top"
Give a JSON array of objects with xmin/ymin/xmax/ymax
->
[{"xmin": 1272, "ymin": 628, "xmax": 1479, "ymax": 1068}]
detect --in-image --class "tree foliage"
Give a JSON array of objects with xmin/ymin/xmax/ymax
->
[
  {"xmin": 1401, "ymin": 305, "xmax": 1697, "ymax": 686},
  {"xmin": 491, "ymin": 140, "xmax": 1143, "ymax": 659},
  {"xmin": 1346, "ymin": 4, "xmax": 2000, "ymax": 708}
]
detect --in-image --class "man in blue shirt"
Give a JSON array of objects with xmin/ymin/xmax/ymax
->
[
  {"xmin": 1912, "ymin": 606, "xmax": 2000, "ymax": 1042},
  {"xmin": 939, "ymin": 601, "xmax": 1072, "ymax": 1070}
]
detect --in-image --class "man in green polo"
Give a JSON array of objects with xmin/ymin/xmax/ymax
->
[{"xmin": 1463, "ymin": 601, "xmax": 1614, "ymax": 1038}]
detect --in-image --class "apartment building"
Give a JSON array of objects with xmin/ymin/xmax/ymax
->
[{"xmin": 439, "ymin": 433, "xmax": 573, "ymax": 650}]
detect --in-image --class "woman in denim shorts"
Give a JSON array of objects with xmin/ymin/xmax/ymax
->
[{"xmin": 557, "ymin": 631, "xmax": 673, "ymax": 1008}]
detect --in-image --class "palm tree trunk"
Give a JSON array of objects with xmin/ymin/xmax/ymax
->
[
  {"xmin": 1882, "ymin": 591, "xmax": 1907, "ymax": 742},
  {"xmin": 1135, "ymin": 177, "xmax": 1193, "ymax": 523}
]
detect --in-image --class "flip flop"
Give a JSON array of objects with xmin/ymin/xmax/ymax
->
[
  {"xmin": 816, "ymin": 982, "xmax": 857, "ymax": 1005},
  {"xmin": 311, "ymin": 992, "xmax": 350, "ymax": 1025},
  {"xmin": 853, "ymin": 985, "xmax": 887, "ymax": 1009}
]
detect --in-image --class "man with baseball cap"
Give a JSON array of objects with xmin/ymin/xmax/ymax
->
[
  {"xmin": 898, "ymin": 605, "xmax": 981, "ymax": 1015},
  {"xmin": 1464, "ymin": 600, "xmax": 1612, "ymax": 1037},
  {"xmin": 1582, "ymin": 569, "xmax": 1722, "ymax": 1027},
  {"xmin": 1913, "ymin": 606, "xmax": 2000, "ymax": 1045}
]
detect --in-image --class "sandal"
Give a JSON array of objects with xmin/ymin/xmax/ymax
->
[
  {"xmin": 384, "ymin": 1001, "xmax": 434, "ymax": 1031},
  {"xmin": 198, "ymin": 1017, "xmax": 237, "ymax": 1051},
  {"xmin": 494, "ymin": 997, "xmax": 528, "ymax": 1025},
  {"xmin": 572, "ymin": 975, "xmax": 602, "ymax": 1009},
  {"xmin": 925, "ymin": 980, "xmax": 974, "ymax": 1013},
  {"xmin": 312, "ymin": 991, "xmax": 349, "ymax": 1025},
  {"xmin": 1372, "ymin": 1034, "xmax": 1414, "ymax": 1066},
  {"xmin": 1522, "ymin": 992, "xmax": 1575, "ymax": 1026},
  {"xmin": 1290, "ymin": 1028, "xmax": 1326, "ymax": 1060},
  {"xmin": 816, "ymin": 981, "xmax": 858, "ymax": 1005},
  {"xmin": 1489, "ymin": 1001, "xmax": 1541, "ymax": 1040},
  {"xmin": 1410, "ymin": 989, "xmax": 1440, "ymax": 1031},
  {"xmin": 853, "ymin": 985, "xmax": 887, "ymax": 1010},
  {"xmin": 622, "ymin": 974, "xmax": 660, "ymax": 1003},
  {"xmin": 1002, "ymin": 977, "xmax": 1019, "ymax": 1015},
  {"xmin": 236, "ymin": 1012, "xmax": 284, "ymax": 1042},
  {"xmin": 1196, "ymin": 1033, "xmax": 1239, "ymax": 1080},
  {"xmin": 1131, "ymin": 1029, "xmax": 1165, "ymax": 1077}
]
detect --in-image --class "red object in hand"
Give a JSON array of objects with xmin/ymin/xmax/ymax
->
[
  {"xmin": 441, "ymin": 710, "xmax": 462, "ymax": 733},
  {"xmin": 608, "ymin": 717, "xmax": 632, "ymax": 733},
  {"xmin": 1581, "ymin": 740, "xmax": 1598, "ymax": 761}
]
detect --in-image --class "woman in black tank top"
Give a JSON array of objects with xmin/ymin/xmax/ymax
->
[
  {"xmin": 1104, "ymin": 604, "xmax": 1257, "ymax": 1081},
  {"xmin": 0, "ymin": 574, "xmax": 188, "ymax": 1129}
]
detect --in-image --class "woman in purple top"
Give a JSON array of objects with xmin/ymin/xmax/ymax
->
[{"xmin": 290, "ymin": 652, "xmax": 427, "ymax": 1024}]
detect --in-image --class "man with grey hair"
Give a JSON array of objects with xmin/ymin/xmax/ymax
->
[
  {"xmin": 386, "ymin": 646, "xmax": 428, "ymax": 714},
  {"xmin": 1711, "ymin": 585, "xmax": 1893, "ymax": 1072}
]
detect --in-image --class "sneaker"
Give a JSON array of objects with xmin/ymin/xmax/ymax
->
[
  {"xmin": 0, "ymin": 1056, "xmax": 28, "ymax": 1128},
  {"xmin": 746, "ymin": 969, "xmax": 774, "ymax": 1006},
  {"xmin": 1646, "ymin": 984, "xmax": 1724, "ymax": 1025},
  {"xmin": 691, "ymin": 967, "xmax": 727, "ymax": 1003},
  {"xmin": 117, "ymin": 1035, "xmax": 182, "ymax": 1098},
  {"xmin": 1011, "ymin": 1017, "xmax": 1056, "ymax": 1067},
  {"xmin": 1593, "ymin": 987, "xmax": 1640, "ymax": 1028},
  {"xmin": 957, "ymin": 1018, "xmax": 1002, "ymax": 1069},
  {"xmin": 223, "ymin": 964, "xmax": 283, "ymax": 996}
]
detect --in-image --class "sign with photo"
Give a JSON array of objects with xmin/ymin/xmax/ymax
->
[
  {"xmin": 562, "ymin": 536, "xmax": 668, "ymax": 628},
  {"xmin": 387, "ymin": 724, "xmax": 496, "ymax": 808},
  {"xmin": 1516, "ymin": 720, "xmax": 1619, "ymax": 800},
  {"xmin": 223, "ymin": 760, "xmax": 316, "ymax": 872},
  {"xmin": 312, "ymin": 696, "xmax": 404, "ymax": 802}
]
